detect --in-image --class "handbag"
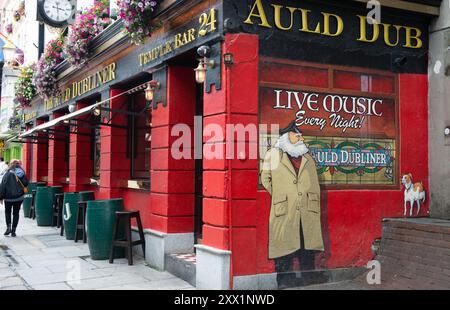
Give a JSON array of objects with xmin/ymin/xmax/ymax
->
[{"xmin": 15, "ymin": 174, "xmax": 28, "ymax": 194}]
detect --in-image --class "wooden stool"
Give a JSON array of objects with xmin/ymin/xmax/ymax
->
[
  {"xmin": 74, "ymin": 201, "xmax": 87, "ymax": 243},
  {"xmin": 109, "ymin": 211, "xmax": 145, "ymax": 266},
  {"xmin": 29, "ymin": 190, "xmax": 37, "ymax": 219}
]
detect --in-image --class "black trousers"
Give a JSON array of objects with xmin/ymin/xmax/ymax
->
[
  {"xmin": 275, "ymin": 249, "xmax": 316, "ymax": 272},
  {"xmin": 275, "ymin": 220, "xmax": 317, "ymax": 273},
  {"xmin": 274, "ymin": 221, "xmax": 320, "ymax": 288},
  {"xmin": 4, "ymin": 201, "xmax": 22, "ymax": 229}
]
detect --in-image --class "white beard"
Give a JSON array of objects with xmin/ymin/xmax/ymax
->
[{"xmin": 274, "ymin": 133, "xmax": 309, "ymax": 158}]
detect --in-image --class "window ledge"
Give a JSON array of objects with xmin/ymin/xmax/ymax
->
[
  {"xmin": 90, "ymin": 178, "xmax": 100, "ymax": 186},
  {"xmin": 125, "ymin": 180, "xmax": 150, "ymax": 191}
]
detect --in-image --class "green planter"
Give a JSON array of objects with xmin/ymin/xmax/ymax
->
[
  {"xmin": 35, "ymin": 186, "xmax": 62, "ymax": 226},
  {"xmin": 22, "ymin": 182, "xmax": 46, "ymax": 218},
  {"xmin": 86, "ymin": 199, "xmax": 124, "ymax": 260},
  {"xmin": 63, "ymin": 191, "xmax": 95, "ymax": 240}
]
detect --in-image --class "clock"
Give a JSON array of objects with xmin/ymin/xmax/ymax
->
[{"xmin": 37, "ymin": 0, "xmax": 77, "ymax": 28}]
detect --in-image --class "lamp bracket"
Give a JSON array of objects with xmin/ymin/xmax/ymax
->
[
  {"xmin": 152, "ymin": 66, "xmax": 167, "ymax": 109},
  {"xmin": 205, "ymin": 42, "xmax": 222, "ymax": 93},
  {"xmin": 197, "ymin": 45, "xmax": 211, "ymax": 58}
]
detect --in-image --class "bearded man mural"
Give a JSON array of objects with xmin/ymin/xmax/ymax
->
[{"xmin": 261, "ymin": 121, "xmax": 324, "ymax": 285}]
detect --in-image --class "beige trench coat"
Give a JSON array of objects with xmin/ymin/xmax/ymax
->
[{"xmin": 261, "ymin": 148, "xmax": 324, "ymax": 259}]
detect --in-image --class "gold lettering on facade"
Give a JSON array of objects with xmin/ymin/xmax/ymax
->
[
  {"xmin": 243, "ymin": 0, "xmax": 271, "ymax": 28},
  {"xmin": 46, "ymin": 63, "xmax": 117, "ymax": 111},
  {"xmin": 244, "ymin": 1, "xmax": 422, "ymax": 49},
  {"xmin": 357, "ymin": 16, "xmax": 422, "ymax": 48},
  {"xmin": 138, "ymin": 9, "xmax": 217, "ymax": 67}
]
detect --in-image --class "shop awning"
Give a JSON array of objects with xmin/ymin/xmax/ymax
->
[
  {"xmin": 19, "ymin": 101, "xmax": 103, "ymax": 138},
  {"xmin": 18, "ymin": 81, "xmax": 150, "ymax": 141}
]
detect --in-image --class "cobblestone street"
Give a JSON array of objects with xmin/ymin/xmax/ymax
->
[{"xmin": 0, "ymin": 207, "xmax": 195, "ymax": 290}]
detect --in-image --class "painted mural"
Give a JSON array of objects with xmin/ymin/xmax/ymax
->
[
  {"xmin": 258, "ymin": 58, "xmax": 400, "ymax": 285},
  {"xmin": 260, "ymin": 121, "xmax": 324, "ymax": 284}
]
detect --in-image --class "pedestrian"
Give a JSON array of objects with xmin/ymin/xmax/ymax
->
[
  {"xmin": 0, "ymin": 157, "xmax": 8, "ymax": 181},
  {"xmin": 0, "ymin": 157, "xmax": 9, "ymax": 209},
  {"xmin": 0, "ymin": 159, "xmax": 29, "ymax": 237}
]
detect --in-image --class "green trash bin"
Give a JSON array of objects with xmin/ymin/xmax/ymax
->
[
  {"xmin": 63, "ymin": 191, "xmax": 95, "ymax": 240},
  {"xmin": 86, "ymin": 198, "xmax": 124, "ymax": 260},
  {"xmin": 22, "ymin": 182, "xmax": 46, "ymax": 218},
  {"xmin": 35, "ymin": 186, "xmax": 63, "ymax": 226}
]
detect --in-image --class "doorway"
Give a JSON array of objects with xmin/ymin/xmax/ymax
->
[{"xmin": 194, "ymin": 82, "xmax": 204, "ymax": 244}]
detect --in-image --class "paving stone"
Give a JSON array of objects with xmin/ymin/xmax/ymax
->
[
  {"xmin": 0, "ymin": 207, "xmax": 195, "ymax": 290},
  {"xmin": 67, "ymin": 274, "xmax": 148, "ymax": 290},
  {"xmin": 0, "ymin": 268, "xmax": 16, "ymax": 278},
  {"xmin": 15, "ymin": 267, "xmax": 53, "ymax": 278},
  {"xmin": 34, "ymin": 282, "xmax": 73, "ymax": 290},
  {"xmin": 0, "ymin": 285, "xmax": 29, "ymax": 290},
  {"xmin": 0, "ymin": 276, "xmax": 25, "ymax": 288}
]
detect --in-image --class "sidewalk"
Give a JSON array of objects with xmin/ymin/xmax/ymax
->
[{"xmin": 0, "ymin": 206, "xmax": 195, "ymax": 290}]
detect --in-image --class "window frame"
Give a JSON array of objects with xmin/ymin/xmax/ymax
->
[{"xmin": 129, "ymin": 92, "xmax": 151, "ymax": 180}]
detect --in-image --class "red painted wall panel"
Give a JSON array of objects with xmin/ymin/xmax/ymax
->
[
  {"xmin": 122, "ymin": 189, "xmax": 152, "ymax": 228},
  {"xmin": 254, "ymin": 74, "xmax": 429, "ymax": 273}
]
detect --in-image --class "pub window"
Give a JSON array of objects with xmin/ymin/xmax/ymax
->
[
  {"xmin": 129, "ymin": 92, "xmax": 151, "ymax": 180},
  {"xmin": 65, "ymin": 126, "xmax": 70, "ymax": 180},
  {"xmin": 92, "ymin": 126, "xmax": 101, "ymax": 180}
]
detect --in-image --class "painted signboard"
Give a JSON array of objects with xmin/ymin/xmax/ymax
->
[
  {"xmin": 259, "ymin": 59, "xmax": 398, "ymax": 188},
  {"xmin": 224, "ymin": 0, "xmax": 429, "ymax": 73}
]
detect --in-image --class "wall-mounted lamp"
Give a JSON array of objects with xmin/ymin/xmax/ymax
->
[
  {"xmin": 195, "ymin": 45, "xmax": 216, "ymax": 84},
  {"xmin": 68, "ymin": 103, "xmax": 76, "ymax": 113},
  {"xmin": 93, "ymin": 106, "xmax": 101, "ymax": 117},
  {"xmin": 224, "ymin": 53, "xmax": 234, "ymax": 66},
  {"xmin": 445, "ymin": 127, "xmax": 450, "ymax": 137},
  {"xmin": 145, "ymin": 80, "xmax": 160, "ymax": 102}
]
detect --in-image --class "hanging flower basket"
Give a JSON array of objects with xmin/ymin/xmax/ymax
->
[
  {"xmin": 19, "ymin": 1, "xmax": 25, "ymax": 12},
  {"xmin": 8, "ymin": 114, "xmax": 22, "ymax": 131},
  {"xmin": 33, "ymin": 37, "xmax": 65, "ymax": 99},
  {"xmin": 6, "ymin": 23, "xmax": 13, "ymax": 34},
  {"xmin": 13, "ymin": 10, "xmax": 21, "ymax": 22},
  {"xmin": 64, "ymin": 0, "xmax": 113, "ymax": 67},
  {"xmin": 15, "ymin": 64, "xmax": 36, "ymax": 107},
  {"xmin": 117, "ymin": 0, "xmax": 160, "ymax": 45}
]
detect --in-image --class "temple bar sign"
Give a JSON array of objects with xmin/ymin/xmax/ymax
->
[{"xmin": 138, "ymin": 7, "xmax": 219, "ymax": 67}]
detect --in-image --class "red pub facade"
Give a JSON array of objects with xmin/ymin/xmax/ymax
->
[{"xmin": 19, "ymin": 0, "xmax": 440, "ymax": 289}]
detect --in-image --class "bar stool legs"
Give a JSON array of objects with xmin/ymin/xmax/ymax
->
[
  {"xmin": 53, "ymin": 193, "xmax": 64, "ymax": 229},
  {"xmin": 29, "ymin": 190, "xmax": 37, "ymax": 219},
  {"xmin": 74, "ymin": 201, "xmax": 87, "ymax": 243},
  {"xmin": 109, "ymin": 211, "xmax": 145, "ymax": 266}
]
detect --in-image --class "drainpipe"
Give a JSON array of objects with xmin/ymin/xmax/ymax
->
[{"xmin": 225, "ymin": 49, "xmax": 233, "ymax": 290}]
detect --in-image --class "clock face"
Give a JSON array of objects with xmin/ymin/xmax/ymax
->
[{"xmin": 41, "ymin": 0, "xmax": 73, "ymax": 24}]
